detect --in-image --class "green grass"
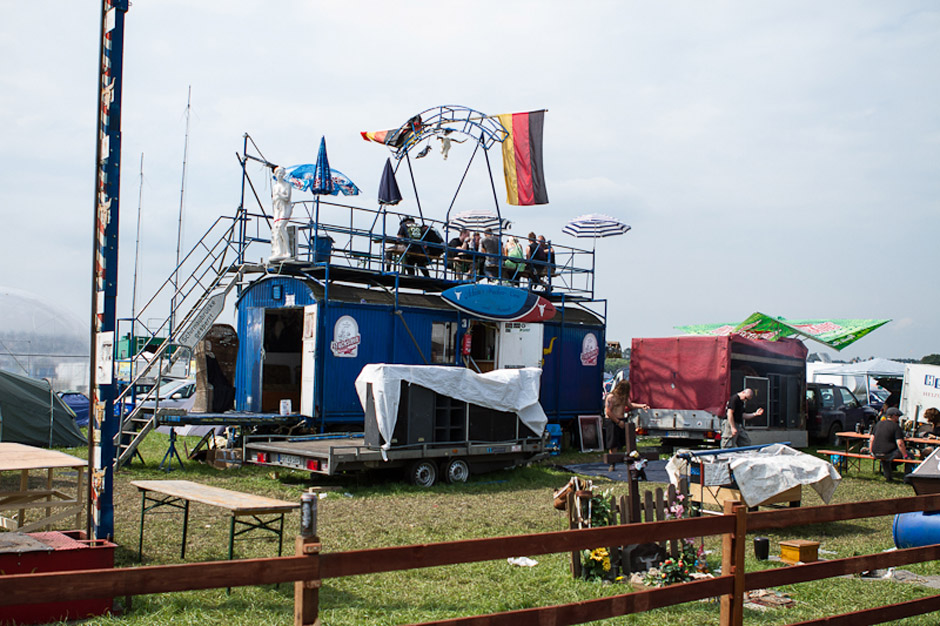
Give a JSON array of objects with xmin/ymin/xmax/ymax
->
[{"xmin": 13, "ymin": 434, "xmax": 940, "ymax": 625}]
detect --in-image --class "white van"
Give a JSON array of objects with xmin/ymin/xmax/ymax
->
[{"xmin": 899, "ymin": 364, "xmax": 940, "ymax": 424}]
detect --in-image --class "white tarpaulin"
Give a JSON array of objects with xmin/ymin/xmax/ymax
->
[
  {"xmin": 354, "ymin": 364, "xmax": 548, "ymax": 456},
  {"xmin": 667, "ymin": 444, "xmax": 841, "ymax": 506}
]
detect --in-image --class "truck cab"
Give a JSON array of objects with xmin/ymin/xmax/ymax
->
[{"xmin": 806, "ymin": 382, "xmax": 876, "ymax": 443}]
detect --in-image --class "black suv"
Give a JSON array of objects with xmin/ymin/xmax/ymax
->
[{"xmin": 806, "ymin": 382, "xmax": 877, "ymax": 443}]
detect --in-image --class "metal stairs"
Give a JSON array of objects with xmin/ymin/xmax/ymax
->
[{"xmin": 113, "ymin": 215, "xmax": 257, "ymax": 469}]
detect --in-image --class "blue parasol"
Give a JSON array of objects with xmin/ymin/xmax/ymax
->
[{"xmin": 286, "ymin": 165, "xmax": 361, "ymax": 196}]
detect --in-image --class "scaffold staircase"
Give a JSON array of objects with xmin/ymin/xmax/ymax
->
[{"xmin": 114, "ymin": 215, "xmax": 259, "ymax": 469}]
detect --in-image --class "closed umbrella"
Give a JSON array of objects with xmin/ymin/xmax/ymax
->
[
  {"xmin": 378, "ymin": 158, "xmax": 403, "ymax": 206},
  {"xmin": 562, "ymin": 213, "xmax": 630, "ymax": 250},
  {"xmin": 310, "ymin": 136, "xmax": 334, "ymax": 195},
  {"xmin": 449, "ymin": 209, "xmax": 512, "ymax": 233}
]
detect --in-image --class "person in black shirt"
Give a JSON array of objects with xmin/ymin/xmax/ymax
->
[
  {"xmin": 869, "ymin": 407, "xmax": 910, "ymax": 481},
  {"xmin": 447, "ymin": 229, "xmax": 471, "ymax": 277},
  {"xmin": 525, "ymin": 232, "xmax": 548, "ymax": 290},
  {"xmin": 721, "ymin": 388, "xmax": 764, "ymax": 449}
]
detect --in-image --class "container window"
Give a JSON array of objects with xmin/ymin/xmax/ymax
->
[{"xmin": 431, "ymin": 322, "xmax": 456, "ymax": 364}]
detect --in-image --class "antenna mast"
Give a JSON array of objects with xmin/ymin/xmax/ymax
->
[
  {"xmin": 170, "ymin": 86, "xmax": 191, "ymax": 334},
  {"xmin": 131, "ymin": 152, "xmax": 144, "ymax": 341}
]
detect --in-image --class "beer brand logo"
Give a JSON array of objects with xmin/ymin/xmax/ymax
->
[
  {"xmin": 331, "ymin": 315, "xmax": 360, "ymax": 357},
  {"xmin": 580, "ymin": 333, "xmax": 599, "ymax": 366}
]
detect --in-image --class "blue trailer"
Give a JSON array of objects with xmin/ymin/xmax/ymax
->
[{"xmin": 233, "ymin": 275, "xmax": 604, "ymax": 429}]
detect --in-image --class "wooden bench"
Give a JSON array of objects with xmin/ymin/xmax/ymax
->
[
  {"xmin": 131, "ymin": 479, "xmax": 298, "ymax": 562},
  {"xmin": 820, "ymin": 449, "xmax": 922, "ymax": 475}
]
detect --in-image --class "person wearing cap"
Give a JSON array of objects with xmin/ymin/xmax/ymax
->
[{"xmin": 869, "ymin": 407, "xmax": 911, "ymax": 482}]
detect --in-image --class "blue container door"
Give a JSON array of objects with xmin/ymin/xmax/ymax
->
[
  {"xmin": 236, "ymin": 306, "xmax": 266, "ymax": 412},
  {"xmin": 319, "ymin": 306, "xmax": 396, "ymax": 424}
]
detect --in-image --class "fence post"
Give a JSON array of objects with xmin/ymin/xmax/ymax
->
[
  {"xmin": 295, "ymin": 492, "xmax": 322, "ymax": 626},
  {"xmin": 719, "ymin": 500, "xmax": 746, "ymax": 626}
]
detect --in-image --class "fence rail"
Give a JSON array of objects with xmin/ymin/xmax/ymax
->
[{"xmin": 3, "ymin": 494, "xmax": 940, "ymax": 625}]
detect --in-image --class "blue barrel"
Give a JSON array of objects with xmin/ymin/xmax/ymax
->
[{"xmin": 892, "ymin": 510, "xmax": 940, "ymax": 548}]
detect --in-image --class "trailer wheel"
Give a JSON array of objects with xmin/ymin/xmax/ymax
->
[
  {"xmin": 442, "ymin": 458, "xmax": 470, "ymax": 484},
  {"xmin": 407, "ymin": 460, "xmax": 437, "ymax": 487}
]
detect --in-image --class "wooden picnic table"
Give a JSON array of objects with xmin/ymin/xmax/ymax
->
[
  {"xmin": 130, "ymin": 479, "xmax": 298, "ymax": 562},
  {"xmin": 821, "ymin": 432, "xmax": 925, "ymax": 474},
  {"xmin": 0, "ymin": 443, "xmax": 85, "ymax": 533}
]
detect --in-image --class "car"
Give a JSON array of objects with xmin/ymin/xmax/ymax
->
[
  {"xmin": 58, "ymin": 391, "xmax": 90, "ymax": 427},
  {"xmin": 806, "ymin": 382, "xmax": 877, "ymax": 443},
  {"xmin": 138, "ymin": 378, "xmax": 197, "ymax": 412}
]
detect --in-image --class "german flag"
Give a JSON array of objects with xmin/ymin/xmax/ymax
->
[{"xmin": 497, "ymin": 110, "xmax": 548, "ymax": 206}]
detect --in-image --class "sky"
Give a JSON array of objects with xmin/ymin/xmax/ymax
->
[{"xmin": 1, "ymin": 1, "xmax": 938, "ymax": 362}]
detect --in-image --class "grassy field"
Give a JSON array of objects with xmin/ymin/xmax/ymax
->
[{"xmin": 12, "ymin": 433, "xmax": 940, "ymax": 626}]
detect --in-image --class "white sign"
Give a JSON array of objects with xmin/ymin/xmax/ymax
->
[
  {"xmin": 580, "ymin": 333, "xmax": 599, "ymax": 367},
  {"xmin": 95, "ymin": 331, "xmax": 114, "ymax": 385},
  {"xmin": 497, "ymin": 322, "xmax": 544, "ymax": 370},
  {"xmin": 331, "ymin": 315, "xmax": 360, "ymax": 358},
  {"xmin": 177, "ymin": 293, "xmax": 226, "ymax": 348}
]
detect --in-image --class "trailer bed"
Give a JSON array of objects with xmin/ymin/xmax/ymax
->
[{"xmin": 244, "ymin": 434, "xmax": 545, "ymax": 478}]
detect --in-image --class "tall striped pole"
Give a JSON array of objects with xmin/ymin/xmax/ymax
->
[{"xmin": 88, "ymin": 0, "xmax": 129, "ymax": 541}]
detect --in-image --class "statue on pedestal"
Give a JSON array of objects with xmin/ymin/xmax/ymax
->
[{"xmin": 269, "ymin": 166, "xmax": 293, "ymax": 262}]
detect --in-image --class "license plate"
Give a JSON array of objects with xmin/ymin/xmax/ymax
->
[
  {"xmin": 667, "ymin": 431, "xmax": 690, "ymax": 438},
  {"xmin": 277, "ymin": 454, "xmax": 304, "ymax": 468}
]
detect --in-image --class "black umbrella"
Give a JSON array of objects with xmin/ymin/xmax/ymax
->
[{"xmin": 378, "ymin": 158, "xmax": 402, "ymax": 206}]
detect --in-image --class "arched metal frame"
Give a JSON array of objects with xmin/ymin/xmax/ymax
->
[
  {"xmin": 384, "ymin": 105, "xmax": 509, "ymax": 161},
  {"xmin": 376, "ymin": 105, "xmax": 511, "ymax": 280}
]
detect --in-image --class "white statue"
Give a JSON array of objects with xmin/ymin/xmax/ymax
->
[{"xmin": 269, "ymin": 166, "xmax": 293, "ymax": 262}]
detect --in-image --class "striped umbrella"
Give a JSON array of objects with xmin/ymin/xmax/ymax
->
[
  {"xmin": 562, "ymin": 213, "xmax": 630, "ymax": 249},
  {"xmin": 448, "ymin": 209, "xmax": 512, "ymax": 233}
]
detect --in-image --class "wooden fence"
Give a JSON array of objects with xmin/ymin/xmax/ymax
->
[
  {"xmin": 3, "ymin": 494, "xmax": 940, "ymax": 626},
  {"xmin": 565, "ymin": 477, "xmax": 690, "ymax": 577}
]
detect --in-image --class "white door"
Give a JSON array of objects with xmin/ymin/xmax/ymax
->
[
  {"xmin": 496, "ymin": 322, "xmax": 544, "ymax": 369},
  {"xmin": 300, "ymin": 304, "xmax": 318, "ymax": 417}
]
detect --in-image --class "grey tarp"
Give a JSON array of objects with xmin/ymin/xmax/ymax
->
[{"xmin": 0, "ymin": 370, "xmax": 85, "ymax": 447}]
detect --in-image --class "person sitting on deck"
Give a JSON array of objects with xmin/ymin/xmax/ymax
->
[
  {"xmin": 447, "ymin": 229, "xmax": 472, "ymax": 277},
  {"xmin": 480, "ymin": 228, "xmax": 500, "ymax": 279},
  {"xmin": 870, "ymin": 407, "xmax": 911, "ymax": 482},
  {"xmin": 526, "ymin": 231, "xmax": 548, "ymax": 290},
  {"xmin": 503, "ymin": 236, "xmax": 525, "ymax": 284},
  {"xmin": 397, "ymin": 217, "xmax": 430, "ymax": 277}
]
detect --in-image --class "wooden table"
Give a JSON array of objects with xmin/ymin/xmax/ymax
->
[
  {"xmin": 0, "ymin": 443, "xmax": 85, "ymax": 533},
  {"xmin": 130, "ymin": 479, "xmax": 298, "ymax": 562},
  {"xmin": 822, "ymin": 432, "xmax": 925, "ymax": 474}
]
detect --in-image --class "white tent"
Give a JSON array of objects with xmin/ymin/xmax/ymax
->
[
  {"xmin": 812, "ymin": 358, "xmax": 906, "ymax": 378},
  {"xmin": 811, "ymin": 358, "xmax": 906, "ymax": 404}
]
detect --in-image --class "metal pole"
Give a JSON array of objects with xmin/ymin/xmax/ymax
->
[{"xmin": 171, "ymin": 86, "xmax": 192, "ymax": 336}]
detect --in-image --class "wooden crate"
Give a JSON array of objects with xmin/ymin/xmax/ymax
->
[
  {"xmin": 779, "ymin": 539, "xmax": 819, "ymax": 564},
  {"xmin": 689, "ymin": 483, "xmax": 801, "ymax": 509}
]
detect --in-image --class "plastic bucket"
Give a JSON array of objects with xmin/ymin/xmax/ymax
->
[
  {"xmin": 753, "ymin": 537, "xmax": 770, "ymax": 560},
  {"xmin": 314, "ymin": 236, "xmax": 332, "ymax": 263},
  {"xmin": 892, "ymin": 510, "xmax": 940, "ymax": 548}
]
